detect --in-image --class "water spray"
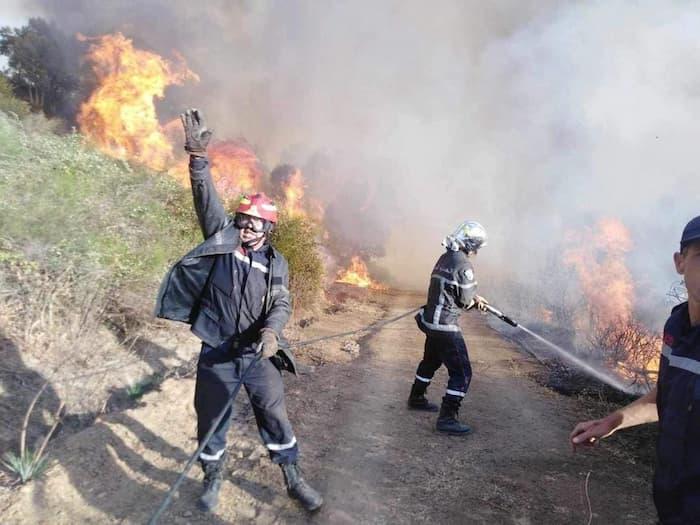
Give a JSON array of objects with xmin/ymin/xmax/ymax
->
[{"xmin": 483, "ymin": 303, "xmax": 636, "ymax": 394}]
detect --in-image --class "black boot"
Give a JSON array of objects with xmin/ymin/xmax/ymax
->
[
  {"xmin": 198, "ymin": 452, "xmax": 227, "ymax": 512},
  {"xmin": 281, "ymin": 463, "xmax": 324, "ymax": 512},
  {"xmin": 436, "ymin": 396, "xmax": 471, "ymax": 435},
  {"xmin": 407, "ymin": 380, "xmax": 439, "ymax": 412}
]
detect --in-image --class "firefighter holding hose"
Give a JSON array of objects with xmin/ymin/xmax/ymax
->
[
  {"xmin": 154, "ymin": 109, "xmax": 322, "ymax": 513},
  {"xmin": 407, "ymin": 220, "xmax": 490, "ymax": 435},
  {"xmin": 570, "ymin": 215, "xmax": 700, "ymax": 524}
]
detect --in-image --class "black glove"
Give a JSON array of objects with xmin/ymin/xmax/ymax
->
[
  {"xmin": 257, "ymin": 329, "xmax": 279, "ymax": 359},
  {"xmin": 180, "ymin": 108, "xmax": 213, "ymax": 156}
]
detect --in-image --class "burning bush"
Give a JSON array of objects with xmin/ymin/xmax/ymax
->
[
  {"xmin": 269, "ymin": 213, "xmax": 324, "ymax": 312},
  {"xmin": 588, "ymin": 321, "xmax": 660, "ymax": 390}
]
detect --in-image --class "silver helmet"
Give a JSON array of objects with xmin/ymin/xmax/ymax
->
[{"xmin": 442, "ymin": 220, "xmax": 488, "ymax": 253}]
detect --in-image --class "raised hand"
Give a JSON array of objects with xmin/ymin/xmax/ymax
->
[{"xmin": 180, "ymin": 108, "xmax": 213, "ymax": 156}]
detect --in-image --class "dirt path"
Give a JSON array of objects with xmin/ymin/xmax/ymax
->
[{"xmin": 0, "ymin": 291, "xmax": 656, "ymax": 524}]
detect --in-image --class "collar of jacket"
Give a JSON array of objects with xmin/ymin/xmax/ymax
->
[{"xmin": 186, "ymin": 221, "xmax": 281, "ymax": 260}]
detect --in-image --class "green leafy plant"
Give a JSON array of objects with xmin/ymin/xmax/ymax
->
[
  {"xmin": 2, "ymin": 450, "xmax": 50, "ymax": 484},
  {"xmin": 270, "ymin": 212, "xmax": 324, "ymax": 312},
  {"xmin": 126, "ymin": 377, "xmax": 155, "ymax": 400},
  {"xmin": 2, "ymin": 382, "xmax": 64, "ymax": 484}
]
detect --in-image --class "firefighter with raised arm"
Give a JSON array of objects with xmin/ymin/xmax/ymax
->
[
  {"xmin": 154, "ymin": 109, "xmax": 323, "ymax": 513},
  {"xmin": 407, "ymin": 221, "xmax": 489, "ymax": 435}
]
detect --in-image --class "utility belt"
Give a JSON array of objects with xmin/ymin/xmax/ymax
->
[
  {"xmin": 229, "ymin": 337, "xmax": 258, "ymax": 356},
  {"xmin": 200, "ymin": 335, "xmax": 258, "ymax": 365}
]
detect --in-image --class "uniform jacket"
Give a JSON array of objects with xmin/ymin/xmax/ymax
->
[
  {"xmin": 416, "ymin": 249, "xmax": 477, "ymax": 334},
  {"xmin": 655, "ymin": 301, "xmax": 700, "ymax": 519},
  {"xmin": 154, "ymin": 156, "xmax": 295, "ymax": 373}
]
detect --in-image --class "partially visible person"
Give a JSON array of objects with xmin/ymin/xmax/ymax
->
[{"xmin": 570, "ymin": 215, "xmax": 700, "ymax": 525}]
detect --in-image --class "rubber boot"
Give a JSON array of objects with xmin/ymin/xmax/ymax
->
[
  {"xmin": 198, "ymin": 452, "xmax": 227, "ymax": 512},
  {"xmin": 281, "ymin": 463, "xmax": 324, "ymax": 512},
  {"xmin": 436, "ymin": 395, "xmax": 471, "ymax": 435},
  {"xmin": 407, "ymin": 380, "xmax": 439, "ymax": 412}
]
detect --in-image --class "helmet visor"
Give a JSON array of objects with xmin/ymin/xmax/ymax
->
[{"xmin": 234, "ymin": 213, "xmax": 267, "ymax": 233}]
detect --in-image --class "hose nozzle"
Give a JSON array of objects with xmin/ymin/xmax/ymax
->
[{"xmin": 483, "ymin": 304, "xmax": 519, "ymax": 327}]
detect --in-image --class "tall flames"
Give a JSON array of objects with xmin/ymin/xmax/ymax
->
[
  {"xmin": 282, "ymin": 168, "xmax": 305, "ymax": 218},
  {"xmin": 76, "ymin": 32, "xmax": 387, "ymax": 290},
  {"xmin": 563, "ymin": 218, "xmax": 634, "ymax": 330},
  {"xmin": 78, "ymin": 33, "xmax": 289, "ymax": 209},
  {"xmin": 563, "ymin": 219, "xmax": 660, "ymax": 385},
  {"xmin": 77, "ymin": 33, "xmax": 198, "ymax": 171}
]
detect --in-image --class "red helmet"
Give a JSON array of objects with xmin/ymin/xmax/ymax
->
[{"xmin": 236, "ymin": 193, "xmax": 278, "ymax": 223}]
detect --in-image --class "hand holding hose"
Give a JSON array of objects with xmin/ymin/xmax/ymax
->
[
  {"xmin": 472, "ymin": 295, "xmax": 489, "ymax": 312},
  {"xmin": 257, "ymin": 329, "xmax": 279, "ymax": 358}
]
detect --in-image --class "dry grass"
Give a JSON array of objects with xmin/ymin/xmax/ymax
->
[{"xmin": 588, "ymin": 320, "xmax": 660, "ymax": 390}]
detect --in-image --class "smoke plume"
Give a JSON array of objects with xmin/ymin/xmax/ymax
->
[{"xmin": 24, "ymin": 0, "xmax": 700, "ymax": 325}]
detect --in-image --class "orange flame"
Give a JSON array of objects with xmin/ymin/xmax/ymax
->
[
  {"xmin": 563, "ymin": 218, "xmax": 634, "ymax": 329},
  {"xmin": 283, "ymin": 168, "xmax": 305, "ymax": 218},
  {"xmin": 78, "ymin": 33, "xmax": 265, "ymax": 202},
  {"xmin": 167, "ymin": 140, "xmax": 264, "ymax": 202},
  {"xmin": 77, "ymin": 33, "xmax": 198, "ymax": 170},
  {"xmin": 563, "ymin": 218, "xmax": 659, "ymax": 377},
  {"xmin": 208, "ymin": 141, "xmax": 263, "ymax": 200},
  {"xmin": 336, "ymin": 256, "xmax": 387, "ymax": 290}
]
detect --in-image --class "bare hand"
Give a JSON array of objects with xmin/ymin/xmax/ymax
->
[
  {"xmin": 570, "ymin": 413, "xmax": 621, "ymax": 451},
  {"xmin": 473, "ymin": 295, "xmax": 489, "ymax": 312}
]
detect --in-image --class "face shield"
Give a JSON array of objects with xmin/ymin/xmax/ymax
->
[{"xmin": 442, "ymin": 221, "xmax": 488, "ymax": 253}]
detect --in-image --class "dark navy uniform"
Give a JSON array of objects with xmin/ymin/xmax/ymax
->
[
  {"xmin": 195, "ymin": 245, "xmax": 298, "ymax": 466},
  {"xmin": 414, "ymin": 249, "xmax": 477, "ymax": 401},
  {"xmin": 156, "ymin": 156, "xmax": 298, "ymax": 468},
  {"xmin": 654, "ymin": 301, "xmax": 700, "ymax": 523}
]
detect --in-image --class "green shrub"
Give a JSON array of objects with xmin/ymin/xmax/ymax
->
[
  {"xmin": 270, "ymin": 213, "xmax": 324, "ymax": 312},
  {"xmin": 0, "ymin": 76, "xmax": 30, "ymax": 118},
  {"xmin": 0, "ymin": 112, "xmax": 199, "ymax": 290}
]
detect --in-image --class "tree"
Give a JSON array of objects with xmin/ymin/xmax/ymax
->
[{"xmin": 0, "ymin": 18, "xmax": 79, "ymax": 117}]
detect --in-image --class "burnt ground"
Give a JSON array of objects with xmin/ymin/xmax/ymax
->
[{"xmin": 0, "ymin": 290, "xmax": 657, "ymax": 524}]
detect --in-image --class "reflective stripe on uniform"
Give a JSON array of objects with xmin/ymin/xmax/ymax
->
[
  {"xmin": 271, "ymin": 284, "xmax": 289, "ymax": 296},
  {"xmin": 663, "ymin": 344, "xmax": 700, "ymax": 375},
  {"xmin": 431, "ymin": 274, "xmax": 477, "ymax": 289},
  {"xmin": 446, "ymin": 389, "xmax": 466, "ymax": 397},
  {"xmin": 200, "ymin": 448, "xmax": 226, "ymax": 461},
  {"xmin": 266, "ymin": 436, "xmax": 297, "ymax": 451},
  {"xmin": 432, "ymin": 286, "xmax": 445, "ymax": 325},
  {"xmin": 415, "ymin": 374, "xmax": 431, "ymax": 383},
  {"xmin": 233, "ymin": 250, "xmax": 269, "ymax": 273},
  {"xmin": 419, "ymin": 309, "xmax": 461, "ymax": 332}
]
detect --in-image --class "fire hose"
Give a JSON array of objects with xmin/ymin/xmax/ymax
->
[
  {"xmin": 148, "ymin": 303, "xmax": 526, "ymax": 522},
  {"xmin": 482, "ymin": 304, "xmax": 519, "ymax": 327},
  {"xmin": 148, "ymin": 351, "xmax": 262, "ymax": 525},
  {"xmin": 148, "ymin": 306, "xmax": 420, "ymax": 523}
]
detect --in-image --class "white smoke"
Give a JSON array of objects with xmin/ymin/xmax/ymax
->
[{"xmin": 25, "ymin": 0, "xmax": 700, "ymax": 323}]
